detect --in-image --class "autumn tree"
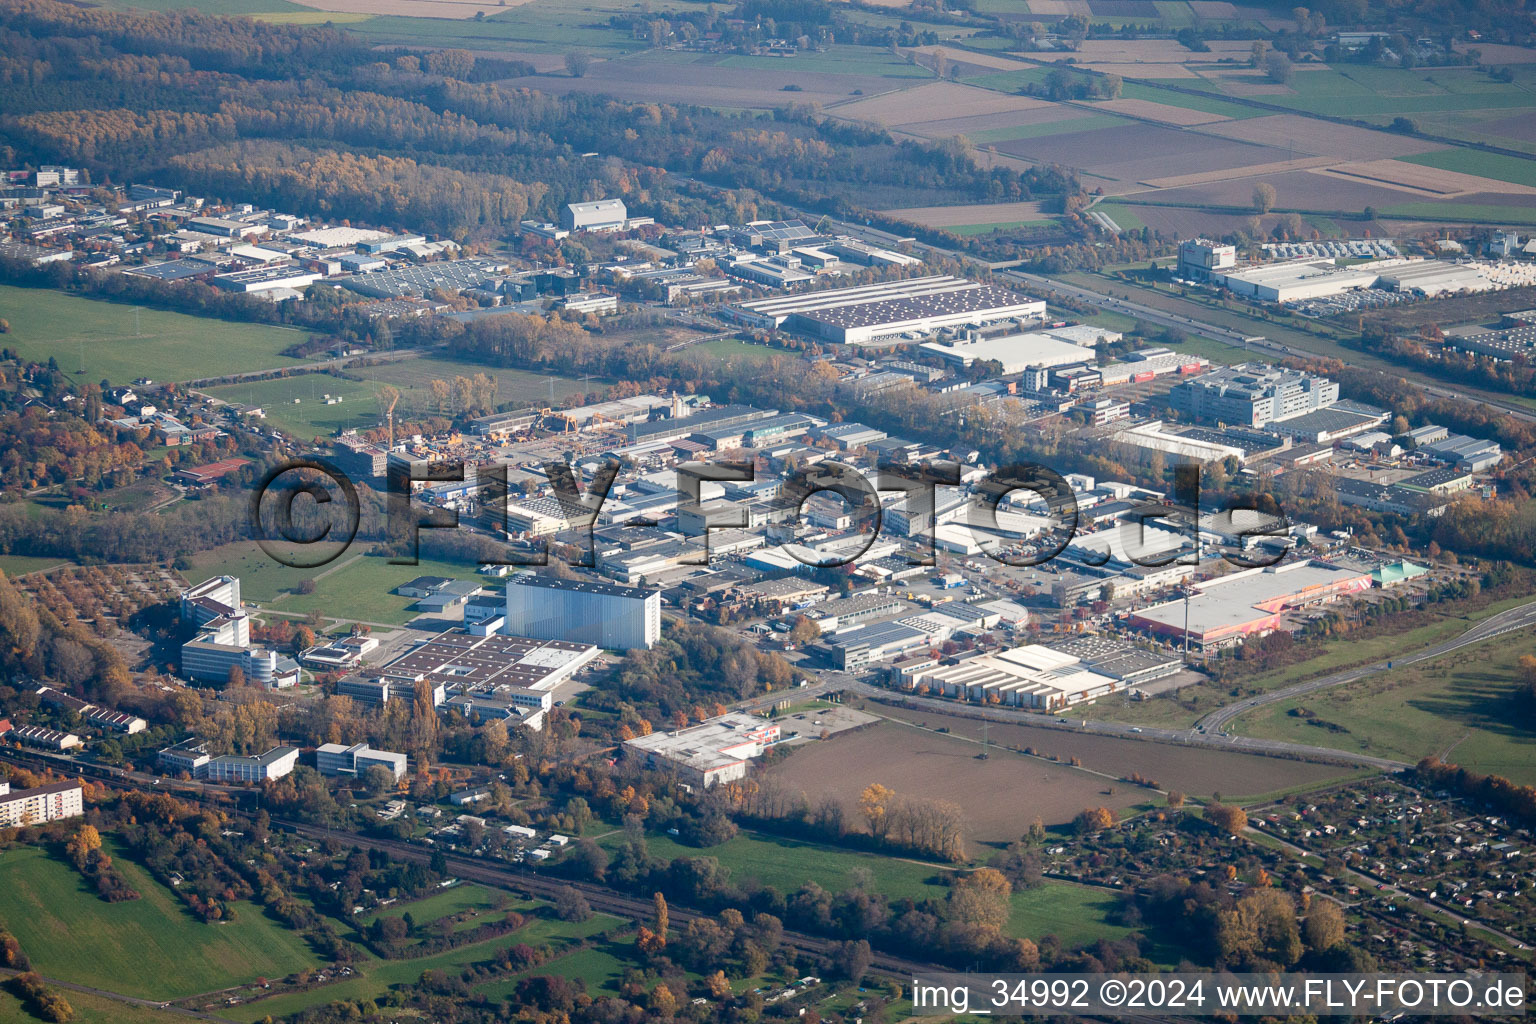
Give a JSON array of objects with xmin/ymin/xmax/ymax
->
[
  {"xmin": 946, "ymin": 867, "xmax": 1012, "ymax": 931},
  {"xmin": 1252, "ymin": 182, "xmax": 1277, "ymax": 215},
  {"xmin": 1205, "ymin": 803, "xmax": 1249, "ymax": 835},
  {"xmin": 860, "ymin": 783, "xmax": 894, "ymax": 841},
  {"xmin": 1217, "ymin": 888, "xmax": 1302, "ymax": 968},
  {"xmin": 1302, "ymin": 898, "xmax": 1347, "ymax": 953},
  {"xmin": 652, "ymin": 891, "xmax": 669, "ymax": 946},
  {"xmin": 565, "ymin": 50, "xmax": 592, "ymax": 77},
  {"xmin": 1073, "ymin": 806, "xmax": 1116, "ymax": 835}
]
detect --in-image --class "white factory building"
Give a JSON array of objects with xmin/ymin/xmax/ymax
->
[
  {"xmin": 504, "ymin": 575, "xmax": 662, "ymax": 651},
  {"xmin": 623, "ymin": 713, "xmax": 782, "ymax": 788},
  {"xmin": 898, "ymin": 644, "xmax": 1121, "ymax": 711},
  {"xmin": 562, "ymin": 199, "xmax": 629, "ymax": 233},
  {"xmin": 921, "ymin": 330, "xmax": 1090, "ymax": 374},
  {"xmin": 728, "ymin": 275, "xmax": 1046, "ymax": 346},
  {"xmin": 1211, "ymin": 256, "xmax": 1503, "ymax": 304}
]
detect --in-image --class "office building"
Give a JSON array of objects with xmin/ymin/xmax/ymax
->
[
  {"xmin": 180, "ymin": 576, "xmax": 295, "ymax": 688},
  {"xmin": 158, "ymin": 738, "xmax": 212, "ymax": 776},
  {"xmin": 1170, "ymin": 364, "xmax": 1339, "ymax": 428},
  {"xmin": 504, "ymin": 575, "xmax": 662, "ymax": 651},
  {"xmin": 1177, "ymin": 239, "xmax": 1236, "ymax": 280},
  {"xmin": 0, "ymin": 780, "xmax": 84, "ymax": 827},
  {"xmin": 203, "ymin": 746, "xmax": 300, "ymax": 783},
  {"xmin": 315, "ymin": 742, "xmax": 408, "ymax": 782}
]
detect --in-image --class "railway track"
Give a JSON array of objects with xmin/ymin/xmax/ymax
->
[{"xmin": 274, "ymin": 819, "xmax": 944, "ymax": 980}]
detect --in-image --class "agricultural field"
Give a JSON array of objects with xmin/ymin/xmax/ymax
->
[
  {"xmin": 204, "ymin": 373, "xmax": 379, "ymax": 440},
  {"xmin": 881, "ymin": 201, "xmax": 1052, "ymax": 229},
  {"xmin": 291, "ymin": 0, "xmax": 533, "ymax": 20},
  {"xmin": 1234, "ymin": 640, "xmax": 1536, "ymax": 786},
  {"xmin": 0, "ymin": 284, "xmax": 315, "ymax": 385},
  {"xmin": 0, "ymin": 843, "xmax": 319, "ymax": 1002},
  {"xmin": 863, "ymin": 704, "xmax": 1352, "ymax": 804},
  {"xmin": 766, "ymin": 718, "xmax": 1149, "ymax": 844},
  {"xmin": 350, "ymin": 354, "xmax": 587, "ymax": 415}
]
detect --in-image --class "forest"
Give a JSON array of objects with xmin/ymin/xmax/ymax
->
[{"xmin": 0, "ymin": 0, "xmax": 1078, "ymax": 244}]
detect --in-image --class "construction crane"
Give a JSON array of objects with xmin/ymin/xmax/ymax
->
[{"xmin": 383, "ymin": 388, "xmax": 400, "ymax": 448}]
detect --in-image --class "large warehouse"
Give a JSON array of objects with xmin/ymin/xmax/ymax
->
[
  {"xmin": 1213, "ymin": 259, "xmax": 1383, "ymax": 303},
  {"xmin": 1125, "ymin": 560, "xmax": 1371, "ymax": 650},
  {"xmin": 920, "ymin": 331, "xmax": 1088, "ymax": 373},
  {"xmin": 897, "ymin": 644, "xmax": 1122, "ymax": 711},
  {"xmin": 728, "ymin": 275, "xmax": 1046, "ymax": 346}
]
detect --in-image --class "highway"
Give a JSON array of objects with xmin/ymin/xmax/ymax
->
[{"xmin": 1195, "ymin": 596, "xmax": 1536, "ymax": 736}]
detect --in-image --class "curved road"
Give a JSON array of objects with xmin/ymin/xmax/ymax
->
[{"xmin": 1196, "ymin": 597, "xmax": 1536, "ymax": 736}]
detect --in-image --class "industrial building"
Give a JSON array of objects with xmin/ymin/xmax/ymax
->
[
  {"xmin": 623, "ymin": 713, "xmax": 781, "ymax": 788},
  {"xmin": 0, "ymin": 780, "xmax": 84, "ymax": 827},
  {"xmin": 1112, "ymin": 421, "xmax": 1249, "ymax": 464},
  {"xmin": 1126, "ymin": 560, "xmax": 1372, "ymax": 650},
  {"xmin": 315, "ymin": 742, "xmax": 408, "ymax": 782},
  {"xmin": 378, "ymin": 630, "xmax": 598, "ymax": 694},
  {"xmin": 728, "ymin": 276, "xmax": 1045, "ymax": 346},
  {"xmin": 1170, "ymin": 364, "xmax": 1339, "ymax": 428},
  {"xmin": 1212, "ymin": 259, "xmax": 1383, "ymax": 303},
  {"xmin": 1177, "ymin": 238, "xmax": 1237, "ymax": 280},
  {"xmin": 1210, "ymin": 256, "xmax": 1498, "ymax": 304},
  {"xmin": 898, "ymin": 644, "xmax": 1124, "ymax": 711},
  {"xmin": 1418, "ymin": 433, "xmax": 1503, "ymax": 472},
  {"xmin": 336, "ymin": 259, "xmax": 507, "ymax": 299},
  {"xmin": 213, "ymin": 266, "xmax": 321, "ymax": 294},
  {"xmin": 920, "ymin": 331, "xmax": 1088, "ymax": 374},
  {"xmin": 504, "ymin": 575, "xmax": 662, "ymax": 651},
  {"xmin": 563, "ymin": 199, "xmax": 629, "ymax": 233}
]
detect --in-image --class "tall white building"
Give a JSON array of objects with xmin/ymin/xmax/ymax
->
[
  {"xmin": 504, "ymin": 576, "xmax": 661, "ymax": 651},
  {"xmin": 562, "ymin": 199, "xmax": 628, "ymax": 233},
  {"xmin": 179, "ymin": 576, "xmax": 293, "ymax": 688},
  {"xmin": 1177, "ymin": 238, "xmax": 1236, "ymax": 280}
]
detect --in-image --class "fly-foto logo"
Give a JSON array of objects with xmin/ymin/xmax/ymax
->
[{"xmin": 249, "ymin": 457, "xmax": 1288, "ymax": 571}]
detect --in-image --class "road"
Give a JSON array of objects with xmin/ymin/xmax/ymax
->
[
  {"xmin": 1004, "ymin": 269, "xmax": 1536, "ymax": 424},
  {"xmin": 181, "ymin": 344, "xmax": 436, "ymax": 391},
  {"xmin": 0, "ymin": 967, "xmax": 237, "ymax": 1023},
  {"xmin": 1195, "ymin": 597, "xmax": 1536, "ymax": 735}
]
